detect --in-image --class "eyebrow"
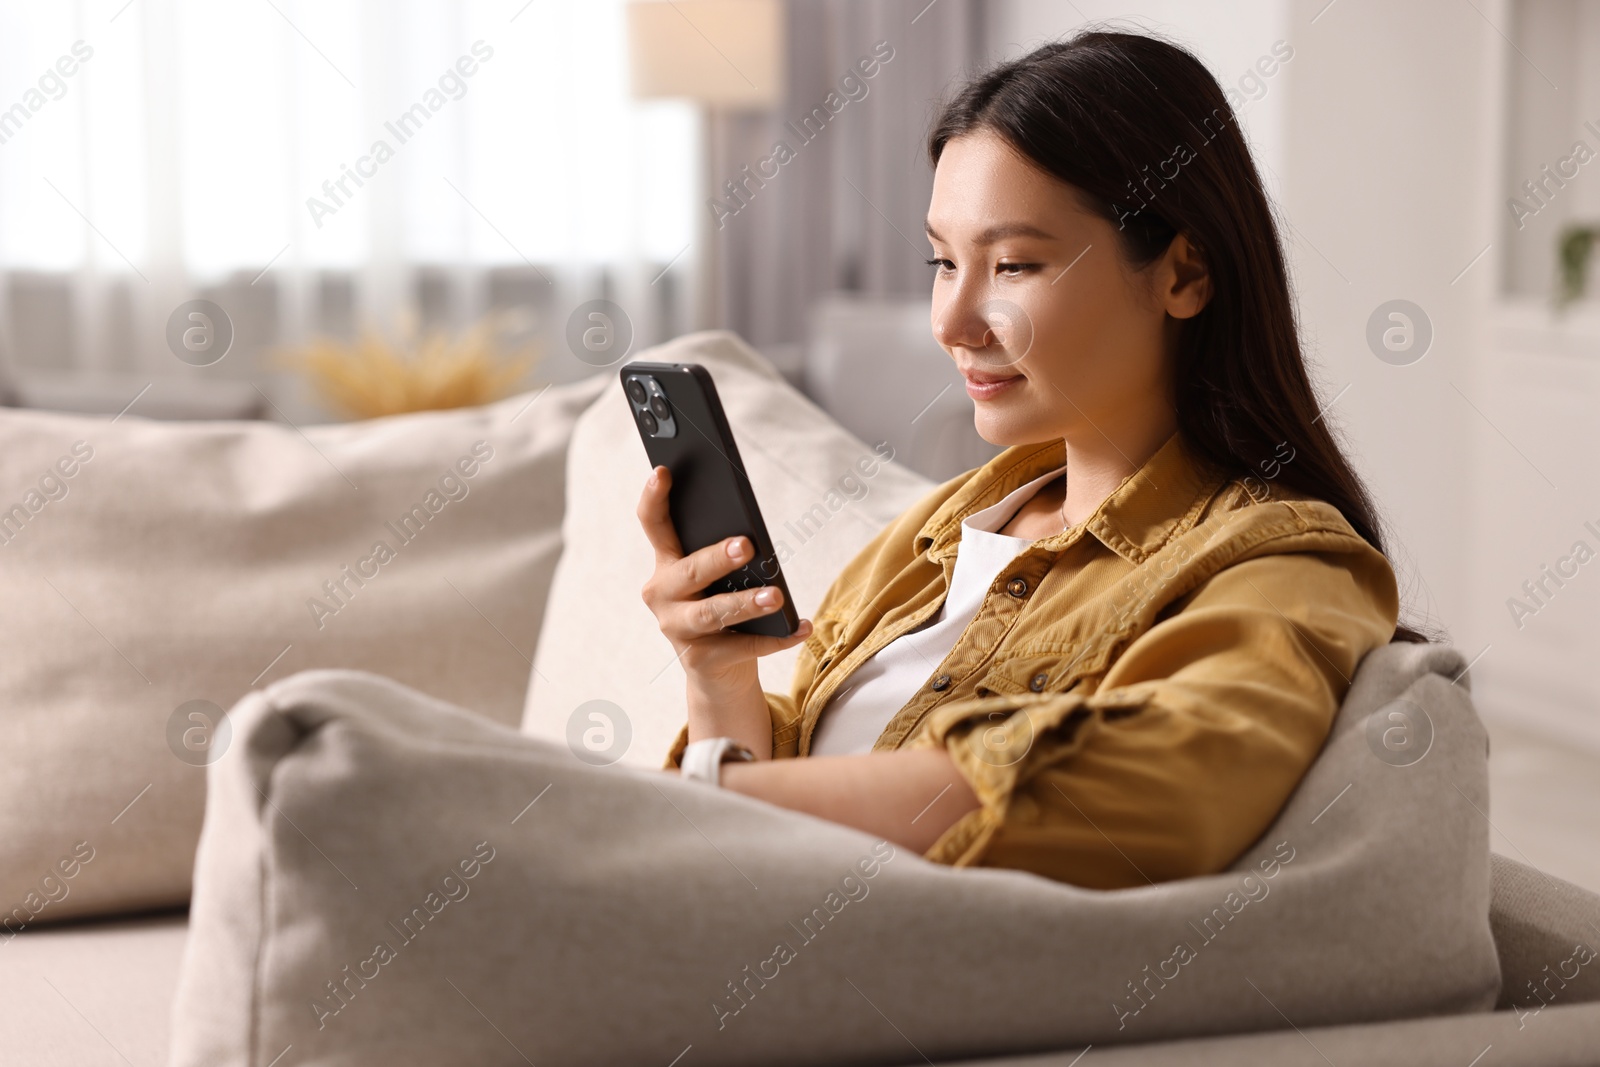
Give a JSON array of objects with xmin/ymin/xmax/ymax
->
[{"xmin": 923, "ymin": 219, "xmax": 1058, "ymax": 244}]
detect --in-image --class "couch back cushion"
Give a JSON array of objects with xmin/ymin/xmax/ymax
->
[
  {"xmin": 0, "ymin": 376, "xmax": 602, "ymax": 923},
  {"xmin": 521, "ymin": 330, "xmax": 934, "ymax": 767}
]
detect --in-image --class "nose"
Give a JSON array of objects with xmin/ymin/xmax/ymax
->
[{"xmin": 931, "ymin": 273, "xmax": 997, "ymax": 355}]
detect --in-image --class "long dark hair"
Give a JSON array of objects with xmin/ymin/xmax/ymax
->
[{"xmin": 929, "ymin": 30, "xmax": 1427, "ymax": 642}]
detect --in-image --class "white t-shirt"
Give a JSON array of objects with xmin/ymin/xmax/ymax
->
[{"xmin": 807, "ymin": 464, "xmax": 1069, "ymax": 757}]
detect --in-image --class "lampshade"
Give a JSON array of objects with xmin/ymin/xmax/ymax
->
[{"xmin": 626, "ymin": 0, "xmax": 785, "ymax": 109}]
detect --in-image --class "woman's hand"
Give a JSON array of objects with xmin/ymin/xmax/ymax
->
[{"xmin": 637, "ymin": 465, "xmax": 812, "ymax": 756}]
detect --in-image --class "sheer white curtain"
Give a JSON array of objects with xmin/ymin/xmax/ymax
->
[{"xmin": 0, "ymin": 0, "xmax": 696, "ymax": 393}]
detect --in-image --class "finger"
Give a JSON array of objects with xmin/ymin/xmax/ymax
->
[
  {"xmin": 720, "ymin": 619, "xmax": 814, "ymax": 660},
  {"xmin": 663, "ymin": 534, "xmax": 758, "ymax": 600},
  {"xmin": 668, "ymin": 618, "xmax": 813, "ymax": 665},
  {"xmin": 673, "ymin": 584, "xmax": 787, "ymax": 637},
  {"xmin": 635, "ymin": 466, "xmax": 684, "ymax": 563}
]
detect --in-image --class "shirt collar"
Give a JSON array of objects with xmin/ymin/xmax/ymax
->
[
  {"xmin": 962, "ymin": 464, "xmax": 1068, "ymax": 536},
  {"xmin": 914, "ymin": 432, "xmax": 1228, "ymax": 565}
]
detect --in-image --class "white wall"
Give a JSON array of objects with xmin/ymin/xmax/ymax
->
[
  {"xmin": 986, "ymin": 1, "xmax": 1292, "ymax": 202},
  {"xmin": 1277, "ymin": 0, "xmax": 1498, "ymax": 649},
  {"xmin": 1472, "ymin": 0, "xmax": 1600, "ymax": 750}
]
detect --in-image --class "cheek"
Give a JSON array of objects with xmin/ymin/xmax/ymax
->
[
  {"xmin": 1015, "ymin": 288, "xmax": 1099, "ymax": 381},
  {"xmin": 1016, "ymin": 285, "xmax": 1157, "ymax": 411}
]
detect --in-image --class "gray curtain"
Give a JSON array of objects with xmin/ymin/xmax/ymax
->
[{"xmin": 712, "ymin": 0, "xmax": 987, "ymax": 351}]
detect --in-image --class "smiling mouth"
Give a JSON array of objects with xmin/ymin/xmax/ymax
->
[
  {"xmin": 961, "ymin": 370, "xmax": 1022, "ymax": 385},
  {"xmin": 961, "ymin": 370, "xmax": 1024, "ymax": 399}
]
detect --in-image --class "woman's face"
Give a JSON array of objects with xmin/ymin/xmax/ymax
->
[{"xmin": 925, "ymin": 129, "xmax": 1208, "ymax": 448}]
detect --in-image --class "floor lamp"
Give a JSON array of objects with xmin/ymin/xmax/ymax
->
[{"xmin": 626, "ymin": 0, "xmax": 785, "ymax": 332}]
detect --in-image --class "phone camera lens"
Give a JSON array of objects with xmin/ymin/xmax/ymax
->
[
  {"xmin": 626, "ymin": 378, "xmax": 648, "ymax": 405},
  {"xmin": 649, "ymin": 395, "xmax": 671, "ymax": 421},
  {"xmin": 639, "ymin": 409, "xmax": 658, "ymax": 434}
]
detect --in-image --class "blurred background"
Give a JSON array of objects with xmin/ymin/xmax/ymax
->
[{"xmin": 1, "ymin": 0, "xmax": 1597, "ymax": 885}]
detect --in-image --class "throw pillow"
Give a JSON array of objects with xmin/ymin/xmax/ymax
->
[{"xmin": 0, "ymin": 375, "xmax": 602, "ymax": 923}]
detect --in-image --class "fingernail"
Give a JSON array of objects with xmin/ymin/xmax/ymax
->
[
  {"xmin": 727, "ymin": 538, "xmax": 746, "ymax": 559},
  {"xmin": 798, "ymin": 619, "xmax": 812, "ymax": 635},
  {"xmin": 755, "ymin": 588, "xmax": 776, "ymax": 606}
]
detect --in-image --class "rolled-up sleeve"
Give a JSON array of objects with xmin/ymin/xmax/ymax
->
[{"xmin": 909, "ymin": 544, "xmax": 1399, "ymax": 889}]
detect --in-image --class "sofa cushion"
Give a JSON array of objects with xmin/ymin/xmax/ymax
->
[
  {"xmin": 0, "ymin": 914, "xmax": 187, "ymax": 1063},
  {"xmin": 172, "ymin": 641, "xmax": 1498, "ymax": 1066},
  {"xmin": 1490, "ymin": 854, "xmax": 1600, "ymax": 1013},
  {"xmin": 952, "ymin": 1001, "xmax": 1600, "ymax": 1066},
  {"xmin": 522, "ymin": 329, "xmax": 934, "ymax": 767},
  {"xmin": 0, "ymin": 377, "xmax": 603, "ymax": 923}
]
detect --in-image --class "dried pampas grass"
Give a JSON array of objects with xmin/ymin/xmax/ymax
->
[{"xmin": 282, "ymin": 315, "xmax": 539, "ymax": 419}]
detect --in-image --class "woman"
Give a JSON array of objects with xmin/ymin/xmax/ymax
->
[{"xmin": 637, "ymin": 30, "xmax": 1411, "ymax": 890}]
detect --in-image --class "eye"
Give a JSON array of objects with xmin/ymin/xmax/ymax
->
[
  {"xmin": 997, "ymin": 262, "xmax": 1041, "ymax": 276},
  {"xmin": 925, "ymin": 257, "xmax": 954, "ymax": 274}
]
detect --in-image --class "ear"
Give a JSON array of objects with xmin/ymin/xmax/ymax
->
[{"xmin": 1159, "ymin": 233, "xmax": 1212, "ymax": 320}]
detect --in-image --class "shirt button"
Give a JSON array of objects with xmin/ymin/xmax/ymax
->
[
  {"xmin": 1007, "ymin": 577, "xmax": 1029, "ymax": 598},
  {"xmin": 931, "ymin": 673, "xmax": 952, "ymax": 692},
  {"xmin": 1029, "ymin": 672, "xmax": 1048, "ymax": 692}
]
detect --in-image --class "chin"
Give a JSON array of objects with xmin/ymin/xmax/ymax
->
[{"xmin": 972, "ymin": 413, "xmax": 1054, "ymax": 448}]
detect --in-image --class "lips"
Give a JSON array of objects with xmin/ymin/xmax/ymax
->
[
  {"xmin": 959, "ymin": 366, "xmax": 1023, "ymax": 385},
  {"xmin": 961, "ymin": 368, "xmax": 1023, "ymax": 400}
]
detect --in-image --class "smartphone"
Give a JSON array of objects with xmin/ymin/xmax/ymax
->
[{"xmin": 620, "ymin": 361, "xmax": 800, "ymax": 638}]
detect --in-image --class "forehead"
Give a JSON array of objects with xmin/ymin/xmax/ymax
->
[{"xmin": 926, "ymin": 130, "xmax": 1084, "ymax": 238}]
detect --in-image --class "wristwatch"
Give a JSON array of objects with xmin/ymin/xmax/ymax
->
[{"xmin": 680, "ymin": 737, "xmax": 757, "ymax": 786}]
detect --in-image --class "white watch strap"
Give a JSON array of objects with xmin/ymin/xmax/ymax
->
[{"xmin": 680, "ymin": 737, "xmax": 754, "ymax": 786}]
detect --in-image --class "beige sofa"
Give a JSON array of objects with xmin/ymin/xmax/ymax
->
[
  {"xmin": 4, "ymin": 331, "xmax": 1599, "ymax": 1064},
  {"xmin": 9, "ymin": 871, "xmax": 1599, "ymax": 1066}
]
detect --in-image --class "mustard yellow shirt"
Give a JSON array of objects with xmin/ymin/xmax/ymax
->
[{"xmin": 668, "ymin": 432, "xmax": 1399, "ymax": 890}]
